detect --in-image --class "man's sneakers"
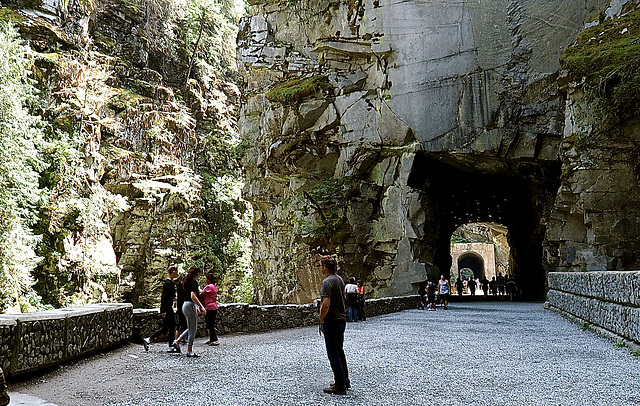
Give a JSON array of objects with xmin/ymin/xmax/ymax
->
[
  {"xmin": 142, "ymin": 338, "xmax": 150, "ymax": 352},
  {"xmin": 171, "ymin": 341, "xmax": 182, "ymax": 354},
  {"xmin": 323, "ymin": 384, "xmax": 346, "ymax": 395},
  {"xmin": 208, "ymin": 341, "xmax": 220, "ymax": 346},
  {"xmin": 186, "ymin": 352, "xmax": 199, "ymax": 358}
]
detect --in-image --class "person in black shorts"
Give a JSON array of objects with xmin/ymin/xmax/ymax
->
[
  {"xmin": 417, "ymin": 282, "xmax": 427, "ymax": 309},
  {"xmin": 426, "ymin": 280, "xmax": 437, "ymax": 311},
  {"xmin": 438, "ymin": 275, "xmax": 451, "ymax": 310}
]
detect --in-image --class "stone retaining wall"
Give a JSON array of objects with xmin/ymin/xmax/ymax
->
[
  {"xmin": 0, "ymin": 304, "xmax": 132, "ymax": 378},
  {"xmin": 1, "ymin": 296, "xmax": 416, "ymax": 379},
  {"xmin": 0, "ymin": 367, "xmax": 8, "ymax": 406},
  {"xmin": 546, "ymin": 271, "xmax": 640, "ymax": 345},
  {"xmin": 133, "ymin": 295, "xmax": 418, "ymax": 341}
]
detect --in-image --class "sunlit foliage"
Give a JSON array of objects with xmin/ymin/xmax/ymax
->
[{"xmin": 0, "ymin": 22, "xmax": 46, "ymax": 312}]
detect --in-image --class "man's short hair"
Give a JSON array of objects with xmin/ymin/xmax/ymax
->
[
  {"xmin": 320, "ymin": 256, "xmax": 336, "ymax": 272},
  {"xmin": 168, "ymin": 265, "xmax": 178, "ymax": 274}
]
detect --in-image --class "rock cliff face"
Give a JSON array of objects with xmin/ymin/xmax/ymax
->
[{"xmin": 237, "ymin": 0, "xmax": 640, "ymax": 305}]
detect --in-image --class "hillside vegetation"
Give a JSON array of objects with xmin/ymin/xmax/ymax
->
[{"xmin": 0, "ymin": 0, "xmax": 249, "ymax": 312}]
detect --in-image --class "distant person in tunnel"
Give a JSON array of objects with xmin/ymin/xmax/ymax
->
[
  {"xmin": 467, "ymin": 277, "xmax": 477, "ymax": 297},
  {"xmin": 506, "ymin": 275, "xmax": 518, "ymax": 301},
  {"xmin": 357, "ymin": 280, "xmax": 366, "ymax": 321},
  {"xmin": 426, "ymin": 280, "xmax": 437, "ymax": 311},
  {"xmin": 455, "ymin": 277, "xmax": 464, "ymax": 297},
  {"xmin": 490, "ymin": 276, "xmax": 497, "ymax": 297},
  {"xmin": 417, "ymin": 282, "xmax": 427, "ymax": 309},
  {"xmin": 496, "ymin": 273, "xmax": 505, "ymax": 298},
  {"xmin": 318, "ymin": 256, "xmax": 349, "ymax": 395},
  {"xmin": 438, "ymin": 275, "xmax": 451, "ymax": 309},
  {"xmin": 481, "ymin": 276, "xmax": 490, "ymax": 297}
]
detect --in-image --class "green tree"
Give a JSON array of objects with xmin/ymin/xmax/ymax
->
[
  {"xmin": 0, "ymin": 21, "xmax": 46, "ymax": 312},
  {"xmin": 183, "ymin": 0, "xmax": 247, "ymax": 80}
]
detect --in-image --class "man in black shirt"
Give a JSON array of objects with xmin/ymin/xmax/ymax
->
[
  {"xmin": 318, "ymin": 256, "xmax": 349, "ymax": 395},
  {"xmin": 143, "ymin": 265, "xmax": 178, "ymax": 352}
]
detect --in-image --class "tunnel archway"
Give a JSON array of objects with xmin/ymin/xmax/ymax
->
[
  {"xmin": 457, "ymin": 253, "xmax": 484, "ymax": 279},
  {"xmin": 408, "ymin": 153, "xmax": 561, "ymax": 300}
]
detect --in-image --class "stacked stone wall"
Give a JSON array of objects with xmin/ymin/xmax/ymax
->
[
  {"xmin": 0, "ymin": 367, "xmax": 7, "ymax": 406},
  {"xmin": 132, "ymin": 295, "xmax": 418, "ymax": 341},
  {"xmin": 547, "ymin": 271, "xmax": 640, "ymax": 346},
  {"xmin": 0, "ymin": 320, "xmax": 16, "ymax": 380},
  {"xmin": 0, "ymin": 303, "xmax": 132, "ymax": 378}
]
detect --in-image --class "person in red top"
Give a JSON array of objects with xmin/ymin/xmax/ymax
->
[
  {"xmin": 200, "ymin": 273, "xmax": 220, "ymax": 346},
  {"xmin": 356, "ymin": 280, "xmax": 366, "ymax": 321}
]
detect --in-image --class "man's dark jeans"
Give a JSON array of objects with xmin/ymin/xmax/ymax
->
[
  {"xmin": 322, "ymin": 319, "xmax": 349, "ymax": 388},
  {"xmin": 149, "ymin": 309, "xmax": 176, "ymax": 346}
]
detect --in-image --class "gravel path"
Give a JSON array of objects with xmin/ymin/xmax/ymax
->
[{"xmin": 9, "ymin": 301, "xmax": 640, "ymax": 406}]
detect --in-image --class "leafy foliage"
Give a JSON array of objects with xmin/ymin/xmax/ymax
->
[
  {"xmin": 182, "ymin": 0, "xmax": 247, "ymax": 80},
  {"xmin": 0, "ymin": 0, "xmax": 252, "ymax": 311},
  {"xmin": 0, "ymin": 22, "xmax": 46, "ymax": 312},
  {"xmin": 199, "ymin": 157, "xmax": 253, "ymax": 302}
]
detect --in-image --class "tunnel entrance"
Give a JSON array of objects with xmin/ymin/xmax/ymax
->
[
  {"xmin": 457, "ymin": 253, "xmax": 484, "ymax": 279},
  {"xmin": 408, "ymin": 153, "xmax": 560, "ymax": 301}
]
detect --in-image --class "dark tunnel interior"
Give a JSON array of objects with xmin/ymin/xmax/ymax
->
[
  {"xmin": 408, "ymin": 153, "xmax": 561, "ymax": 300},
  {"xmin": 458, "ymin": 253, "xmax": 485, "ymax": 279}
]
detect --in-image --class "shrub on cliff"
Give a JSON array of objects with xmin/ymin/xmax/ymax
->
[{"xmin": 561, "ymin": 7, "xmax": 640, "ymax": 125}]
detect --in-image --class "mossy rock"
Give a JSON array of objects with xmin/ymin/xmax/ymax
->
[
  {"xmin": 0, "ymin": 8, "xmax": 24, "ymax": 25},
  {"xmin": 17, "ymin": 0, "xmax": 42, "ymax": 7},
  {"xmin": 265, "ymin": 75, "xmax": 332, "ymax": 105},
  {"xmin": 53, "ymin": 115, "xmax": 76, "ymax": 133},
  {"xmin": 118, "ymin": 0, "xmax": 144, "ymax": 17},
  {"xmin": 93, "ymin": 32, "xmax": 117, "ymax": 50},
  {"xmin": 561, "ymin": 7, "xmax": 640, "ymax": 122},
  {"xmin": 109, "ymin": 89, "xmax": 149, "ymax": 111}
]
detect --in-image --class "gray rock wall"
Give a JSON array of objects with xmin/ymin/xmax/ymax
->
[
  {"xmin": 543, "ymin": 83, "xmax": 640, "ymax": 273},
  {"xmin": 238, "ymin": 0, "xmax": 610, "ymax": 303},
  {"xmin": 547, "ymin": 271, "xmax": 640, "ymax": 344},
  {"xmin": 0, "ymin": 304, "xmax": 132, "ymax": 378}
]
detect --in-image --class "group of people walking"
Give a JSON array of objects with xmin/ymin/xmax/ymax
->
[
  {"xmin": 453, "ymin": 272, "xmax": 518, "ymax": 300},
  {"xmin": 418, "ymin": 275, "xmax": 452, "ymax": 310},
  {"xmin": 143, "ymin": 265, "xmax": 219, "ymax": 358},
  {"xmin": 418, "ymin": 272, "xmax": 521, "ymax": 310}
]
